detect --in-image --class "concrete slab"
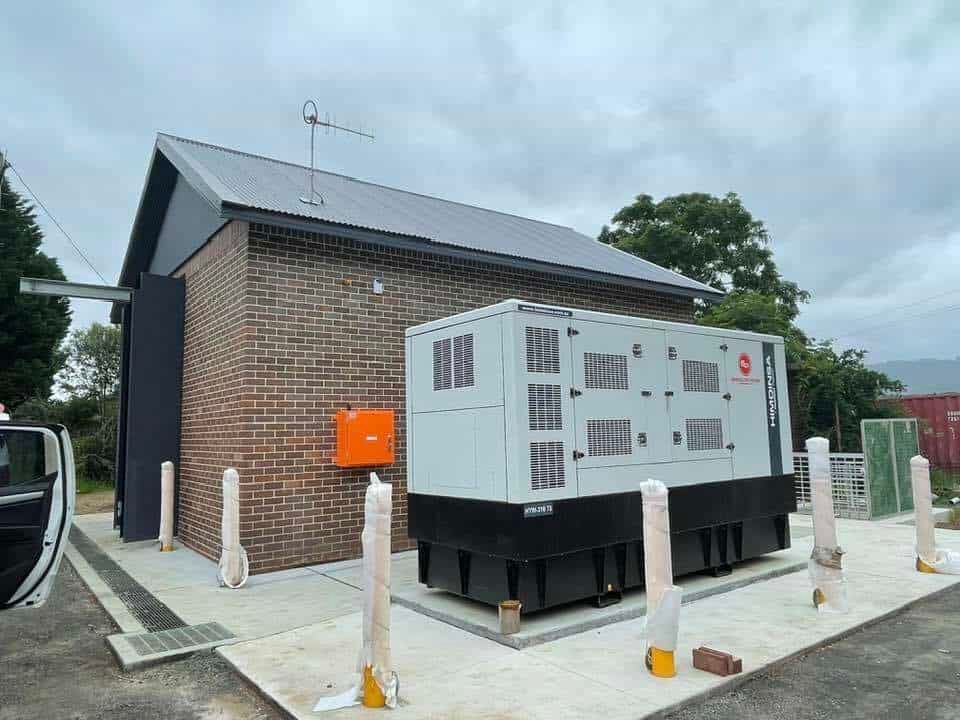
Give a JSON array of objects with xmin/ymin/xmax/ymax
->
[
  {"xmin": 391, "ymin": 547, "xmax": 808, "ymax": 649},
  {"xmin": 108, "ymin": 621, "xmax": 238, "ymax": 671}
]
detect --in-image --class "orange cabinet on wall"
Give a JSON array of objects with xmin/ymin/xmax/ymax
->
[{"xmin": 332, "ymin": 409, "xmax": 395, "ymax": 467}]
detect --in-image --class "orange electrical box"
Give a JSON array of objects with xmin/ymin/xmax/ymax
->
[{"xmin": 332, "ymin": 409, "xmax": 395, "ymax": 467}]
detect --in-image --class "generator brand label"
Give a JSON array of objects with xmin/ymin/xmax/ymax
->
[
  {"xmin": 517, "ymin": 304, "xmax": 572, "ymax": 317},
  {"xmin": 730, "ymin": 351, "xmax": 760, "ymax": 385},
  {"xmin": 738, "ymin": 352, "xmax": 752, "ymax": 376},
  {"xmin": 523, "ymin": 502, "xmax": 554, "ymax": 518},
  {"xmin": 762, "ymin": 342, "xmax": 783, "ymax": 474}
]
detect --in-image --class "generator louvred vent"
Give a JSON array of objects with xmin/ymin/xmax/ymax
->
[
  {"xmin": 434, "ymin": 334, "xmax": 474, "ymax": 390},
  {"xmin": 525, "ymin": 327, "xmax": 561, "ymax": 374},
  {"xmin": 586, "ymin": 418, "xmax": 633, "ymax": 456},
  {"xmin": 682, "ymin": 360, "xmax": 720, "ymax": 393},
  {"xmin": 528, "ymin": 384, "xmax": 562, "ymax": 431},
  {"xmin": 530, "ymin": 441, "xmax": 565, "ymax": 490},
  {"xmin": 584, "ymin": 353, "xmax": 629, "ymax": 390},
  {"xmin": 686, "ymin": 418, "xmax": 724, "ymax": 451},
  {"xmin": 453, "ymin": 333, "xmax": 475, "ymax": 388}
]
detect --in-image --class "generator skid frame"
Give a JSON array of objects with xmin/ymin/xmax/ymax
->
[{"xmin": 405, "ymin": 300, "xmax": 796, "ymax": 612}]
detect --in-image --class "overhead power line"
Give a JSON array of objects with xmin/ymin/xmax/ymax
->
[
  {"xmin": 840, "ymin": 288, "xmax": 960, "ymax": 328},
  {"xmin": 835, "ymin": 300, "xmax": 960, "ymax": 340},
  {"xmin": 4, "ymin": 160, "xmax": 109, "ymax": 284}
]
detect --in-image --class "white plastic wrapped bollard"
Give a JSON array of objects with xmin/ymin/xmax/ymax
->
[
  {"xmin": 158, "ymin": 461, "xmax": 175, "ymax": 552},
  {"xmin": 910, "ymin": 455, "xmax": 960, "ymax": 574},
  {"xmin": 314, "ymin": 472, "xmax": 398, "ymax": 712},
  {"xmin": 218, "ymin": 468, "xmax": 248, "ymax": 589},
  {"xmin": 640, "ymin": 479, "xmax": 681, "ymax": 678},
  {"xmin": 806, "ymin": 437, "xmax": 848, "ymax": 612}
]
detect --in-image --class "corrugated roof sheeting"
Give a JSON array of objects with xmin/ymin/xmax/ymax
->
[{"xmin": 154, "ymin": 133, "xmax": 722, "ymax": 297}]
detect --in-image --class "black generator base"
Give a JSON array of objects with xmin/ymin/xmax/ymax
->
[{"xmin": 408, "ymin": 474, "xmax": 796, "ymax": 613}]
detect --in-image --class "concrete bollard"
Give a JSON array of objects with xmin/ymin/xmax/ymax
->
[
  {"xmin": 159, "ymin": 461, "xmax": 175, "ymax": 552},
  {"xmin": 911, "ymin": 455, "xmax": 937, "ymax": 573},
  {"xmin": 217, "ymin": 468, "xmax": 248, "ymax": 588},
  {"xmin": 807, "ymin": 437, "xmax": 847, "ymax": 612},
  {"xmin": 640, "ymin": 479, "xmax": 681, "ymax": 678}
]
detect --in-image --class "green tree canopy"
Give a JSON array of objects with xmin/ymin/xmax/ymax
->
[
  {"xmin": 601, "ymin": 191, "xmax": 903, "ymax": 452},
  {"xmin": 59, "ymin": 322, "xmax": 122, "ymax": 417},
  {"xmin": 599, "ymin": 192, "xmax": 808, "ymax": 319},
  {"xmin": 0, "ymin": 174, "xmax": 71, "ymax": 406}
]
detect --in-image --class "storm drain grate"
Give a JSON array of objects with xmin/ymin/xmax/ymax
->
[
  {"xmin": 124, "ymin": 622, "xmax": 234, "ymax": 657},
  {"xmin": 69, "ymin": 526, "xmax": 186, "ymax": 632}
]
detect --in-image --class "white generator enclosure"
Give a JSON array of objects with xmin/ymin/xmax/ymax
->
[{"xmin": 406, "ymin": 300, "xmax": 796, "ymax": 612}]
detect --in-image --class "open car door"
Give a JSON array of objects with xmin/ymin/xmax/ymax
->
[{"xmin": 0, "ymin": 422, "xmax": 75, "ymax": 610}]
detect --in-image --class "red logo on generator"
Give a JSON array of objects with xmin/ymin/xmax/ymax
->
[{"xmin": 738, "ymin": 353, "xmax": 752, "ymax": 376}]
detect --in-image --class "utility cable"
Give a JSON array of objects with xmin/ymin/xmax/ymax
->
[{"xmin": 5, "ymin": 160, "xmax": 109, "ymax": 284}]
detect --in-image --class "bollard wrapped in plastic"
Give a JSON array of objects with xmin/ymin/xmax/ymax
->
[
  {"xmin": 911, "ymin": 455, "xmax": 960, "ymax": 575},
  {"xmin": 315, "ymin": 472, "xmax": 398, "ymax": 712},
  {"xmin": 806, "ymin": 437, "xmax": 848, "ymax": 613},
  {"xmin": 640, "ymin": 479, "xmax": 681, "ymax": 676},
  {"xmin": 158, "ymin": 461, "xmax": 175, "ymax": 552},
  {"xmin": 218, "ymin": 468, "xmax": 249, "ymax": 589}
]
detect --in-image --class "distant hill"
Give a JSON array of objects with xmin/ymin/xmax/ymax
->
[{"xmin": 872, "ymin": 358, "xmax": 960, "ymax": 395}]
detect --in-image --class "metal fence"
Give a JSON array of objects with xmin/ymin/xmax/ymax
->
[{"xmin": 793, "ymin": 452, "xmax": 870, "ymax": 520}]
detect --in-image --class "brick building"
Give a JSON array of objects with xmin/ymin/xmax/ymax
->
[{"xmin": 111, "ymin": 134, "xmax": 722, "ymax": 573}]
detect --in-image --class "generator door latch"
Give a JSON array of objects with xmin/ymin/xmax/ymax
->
[
  {"xmin": 641, "ymin": 390, "xmax": 653, "ymax": 397},
  {"xmin": 722, "ymin": 392, "xmax": 732, "ymax": 400},
  {"xmin": 673, "ymin": 431, "xmax": 683, "ymax": 445},
  {"xmin": 570, "ymin": 387, "xmax": 583, "ymax": 398},
  {"xmin": 668, "ymin": 346, "xmax": 679, "ymax": 360},
  {"xmin": 720, "ymin": 343, "xmax": 729, "ymax": 351},
  {"xmin": 572, "ymin": 449, "xmax": 585, "ymax": 460},
  {"xmin": 664, "ymin": 390, "xmax": 675, "ymax": 397},
  {"xmin": 637, "ymin": 432, "xmax": 648, "ymax": 448},
  {"xmin": 567, "ymin": 327, "xmax": 580, "ymax": 336},
  {"xmin": 726, "ymin": 443, "xmax": 736, "ymax": 451}
]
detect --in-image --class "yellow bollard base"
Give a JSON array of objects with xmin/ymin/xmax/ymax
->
[
  {"xmin": 362, "ymin": 665, "xmax": 386, "ymax": 708},
  {"xmin": 160, "ymin": 544, "xmax": 174, "ymax": 552},
  {"xmin": 916, "ymin": 556, "xmax": 937, "ymax": 574},
  {"xmin": 645, "ymin": 646, "xmax": 676, "ymax": 678}
]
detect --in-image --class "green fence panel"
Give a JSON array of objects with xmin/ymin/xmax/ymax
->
[
  {"xmin": 892, "ymin": 419, "xmax": 919, "ymax": 513},
  {"xmin": 863, "ymin": 420, "xmax": 897, "ymax": 517},
  {"xmin": 862, "ymin": 418, "xmax": 920, "ymax": 517}
]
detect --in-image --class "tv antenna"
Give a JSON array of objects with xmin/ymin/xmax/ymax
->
[{"xmin": 300, "ymin": 99, "xmax": 374, "ymax": 206}]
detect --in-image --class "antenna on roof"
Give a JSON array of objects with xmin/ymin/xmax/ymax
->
[{"xmin": 300, "ymin": 100, "xmax": 375, "ymax": 206}]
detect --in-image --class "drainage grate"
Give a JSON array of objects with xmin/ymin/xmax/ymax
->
[
  {"xmin": 124, "ymin": 622, "xmax": 234, "ymax": 657},
  {"xmin": 69, "ymin": 526, "xmax": 186, "ymax": 632}
]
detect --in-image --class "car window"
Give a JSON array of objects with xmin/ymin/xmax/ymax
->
[{"xmin": 0, "ymin": 431, "xmax": 47, "ymax": 488}]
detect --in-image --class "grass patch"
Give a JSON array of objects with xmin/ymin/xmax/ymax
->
[{"xmin": 77, "ymin": 476, "xmax": 114, "ymax": 495}]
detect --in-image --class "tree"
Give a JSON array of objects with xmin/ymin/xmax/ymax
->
[
  {"xmin": 59, "ymin": 323, "xmax": 122, "ymax": 419},
  {"xmin": 599, "ymin": 192, "xmax": 809, "ymax": 319},
  {"xmin": 601, "ymin": 190, "xmax": 902, "ymax": 452},
  {"xmin": 0, "ymin": 174, "xmax": 72, "ymax": 406}
]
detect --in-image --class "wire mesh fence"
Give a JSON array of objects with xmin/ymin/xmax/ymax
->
[{"xmin": 793, "ymin": 452, "xmax": 870, "ymax": 520}]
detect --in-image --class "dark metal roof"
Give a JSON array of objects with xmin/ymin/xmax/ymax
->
[{"xmin": 115, "ymin": 133, "xmax": 724, "ymax": 309}]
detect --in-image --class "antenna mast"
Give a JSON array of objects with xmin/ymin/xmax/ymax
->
[{"xmin": 300, "ymin": 100, "xmax": 374, "ymax": 206}]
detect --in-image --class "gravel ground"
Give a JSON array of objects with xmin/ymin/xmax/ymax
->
[
  {"xmin": 0, "ymin": 559, "xmax": 284, "ymax": 720},
  {"xmin": 667, "ymin": 584, "xmax": 960, "ymax": 720}
]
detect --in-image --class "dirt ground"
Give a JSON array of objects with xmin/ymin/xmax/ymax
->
[
  {"xmin": 0, "ymin": 559, "xmax": 283, "ymax": 720},
  {"xmin": 667, "ymin": 584, "xmax": 960, "ymax": 720},
  {"xmin": 76, "ymin": 488, "xmax": 115, "ymax": 515}
]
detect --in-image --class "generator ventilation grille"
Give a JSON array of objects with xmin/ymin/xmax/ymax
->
[
  {"xmin": 525, "ymin": 327, "xmax": 561, "ymax": 374},
  {"xmin": 586, "ymin": 418, "xmax": 633, "ymax": 456},
  {"xmin": 433, "ymin": 333, "xmax": 474, "ymax": 390},
  {"xmin": 584, "ymin": 353, "xmax": 629, "ymax": 390},
  {"xmin": 530, "ymin": 441, "xmax": 565, "ymax": 490},
  {"xmin": 682, "ymin": 360, "xmax": 720, "ymax": 393},
  {"xmin": 686, "ymin": 418, "xmax": 724, "ymax": 451},
  {"xmin": 528, "ymin": 384, "xmax": 563, "ymax": 431}
]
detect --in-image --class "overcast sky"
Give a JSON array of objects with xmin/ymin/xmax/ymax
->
[{"xmin": 2, "ymin": 2, "xmax": 958, "ymax": 363}]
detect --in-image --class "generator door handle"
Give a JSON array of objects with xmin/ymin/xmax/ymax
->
[
  {"xmin": 641, "ymin": 390, "xmax": 652, "ymax": 397},
  {"xmin": 664, "ymin": 390, "xmax": 675, "ymax": 397},
  {"xmin": 673, "ymin": 431, "xmax": 683, "ymax": 445}
]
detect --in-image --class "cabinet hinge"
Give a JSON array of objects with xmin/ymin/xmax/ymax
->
[
  {"xmin": 573, "ymin": 450, "xmax": 585, "ymax": 460},
  {"xmin": 567, "ymin": 327, "xmax": 579, "ymax": 336},
  {"xmin": 570, "ymin": 387, "xmax": 582, "ymax": 398}
]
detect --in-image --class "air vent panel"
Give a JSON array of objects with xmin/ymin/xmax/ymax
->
[
  {"xmin": 682, "ymin": 360, "xmax": 720, "ymax": 393},
  {"xmin": 528, "ymin": 384, "xmax": 563, "ymax": 431},
  {"xmin": 686, "ymin": 418, "xmax": 724, "ymax": 451},
  {"xmin": 525, "ymin": 327, "xmax": 561, "ymax": 374},
  {"xmin": 530, "ymin": 441, "xmax": 565, "ymax": 490},
  {"xmin": 584, "ymin": 353, "xmax": 629, "ymax": 390},
  {"xmin": 586, "ymin": 419, "xmax": 633, "ymax": 456}
]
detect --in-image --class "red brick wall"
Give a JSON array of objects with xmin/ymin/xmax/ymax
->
[
  {"xmin": 177, "ymin": 220, "xmax": 695, "ymax": 573},
  {"xmin": 174, "ymin": 222, "xmax": 249, "ymax": 560}
]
